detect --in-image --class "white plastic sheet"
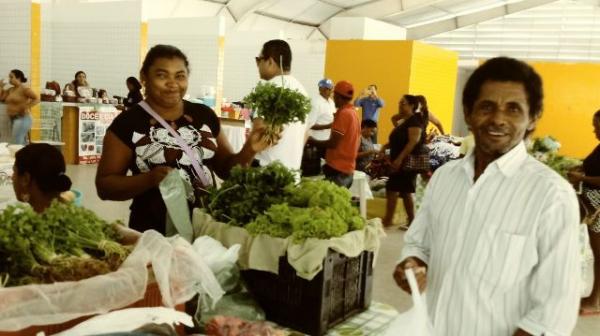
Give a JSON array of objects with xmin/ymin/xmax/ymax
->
[
  {"xmin": 382, "ymin": 269, "xmax": 434, "ymax": 336},
  {"xmin": 0, "ymin": 230, "xmax": 224, "ymax": 332}
]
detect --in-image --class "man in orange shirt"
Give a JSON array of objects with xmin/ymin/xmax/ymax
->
[{"xmin": 307, "ymin": 80, "xmax": 360, "ymax": 188}]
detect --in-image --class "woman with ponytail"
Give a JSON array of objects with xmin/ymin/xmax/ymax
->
[{"xmin": 12, "ymin": 143, "xmax": 73, "ymax": 213}]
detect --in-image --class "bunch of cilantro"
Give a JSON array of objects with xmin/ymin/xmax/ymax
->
[{"xmin": 243, "ymin": 82, "xmax": 311, "ymax": 143}]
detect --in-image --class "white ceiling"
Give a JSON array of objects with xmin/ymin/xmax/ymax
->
[{"xmin": 75, "ymin": 0, "xmax": 600, "ymax": 62}]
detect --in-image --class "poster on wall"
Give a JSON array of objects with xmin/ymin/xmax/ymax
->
[{"xmin": 78, "ymin": 105, "xmax": 118, "ymax": 164}]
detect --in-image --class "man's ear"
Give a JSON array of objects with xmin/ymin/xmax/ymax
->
[
  {"xmin": 463, "ymin": 107, "xmax": 472, "ymax": 128},
  {"xmin": 527, "ymin": 115, "xmax": 540, "ymax": 132}
]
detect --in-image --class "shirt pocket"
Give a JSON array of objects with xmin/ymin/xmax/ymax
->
[{"xmin": 469, "ymin": 229, "xmax": 537, "ymax": 295}]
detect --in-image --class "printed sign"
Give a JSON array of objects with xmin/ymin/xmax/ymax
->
[{"xmin": 78, "ymin": 105, "xmax": 118, "ymax": 164}]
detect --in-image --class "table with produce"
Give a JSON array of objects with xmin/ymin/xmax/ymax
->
[{"xmin": 0, "ymin": 83, "xmax": 388, "ymax": 336}]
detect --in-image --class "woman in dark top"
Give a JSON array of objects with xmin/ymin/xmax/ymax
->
[
  {"xmin": 124, "ymin": 76, "xmax": 143, "ymax": 110},
  {"xmin": 380, "ymin": 94, "xmax": 425, "ymax": 229},
  {"xmin": 96, "ymin": 45, "xmax": 272, "ymax": 233},
  {"xmin": 569, "ymin": 109, "xmax": 600, "ymax": 315}
]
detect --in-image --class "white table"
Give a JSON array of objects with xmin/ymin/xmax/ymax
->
[
  {"xmin": 221, "ymin": 124, "xmax": 246, "ymax": 153},
  {"xmin": 0, "ymin": 159, "xmax": 16, "ymax": 210}
]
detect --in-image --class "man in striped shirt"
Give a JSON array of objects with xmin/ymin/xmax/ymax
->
[{"xmin": 394, "ymin": 57, "xmax": 580, "ymax": 336}]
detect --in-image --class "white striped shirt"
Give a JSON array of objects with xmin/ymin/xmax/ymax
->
[{"xmin": 400, "ymin": 141, "xmax": 581, "ymax": 336}]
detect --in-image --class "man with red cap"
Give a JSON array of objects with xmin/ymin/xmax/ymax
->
[{"xmin": 307, "ymin": 80, "xmax": 360, "ymax": 188}]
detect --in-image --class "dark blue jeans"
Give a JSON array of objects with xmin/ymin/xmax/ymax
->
[{"xmin": 323, "ymin": 164, "xmax": 353, "ymax": 189}]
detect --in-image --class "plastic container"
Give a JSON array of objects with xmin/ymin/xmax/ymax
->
[
  {"xmin": 241, "ymin": 250, "xmax": 373, "ymax": 336},
  {"xmin": 71, "ymin": 189, "xmax": 83, "ymax": 207}
]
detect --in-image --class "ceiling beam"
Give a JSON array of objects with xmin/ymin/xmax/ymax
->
[
  {"xmin": 406, "ymin": 0, "xmax": 558, "ymax": 40},
  {"xmin": 254, "ymin": 10, "xmax": 320, "ymax": 27}
]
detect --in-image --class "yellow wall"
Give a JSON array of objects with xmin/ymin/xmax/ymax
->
[
  {"xmin": 30, "ymin": 2, "xmax": 41, "ymax": 141},
  {"xmin": 324, "ymin": 40, "xmax": 414, "ymax": 144},
  {"xmin": 324, "ymin": 40, "xmax": 458, "ymax": 143},
  {"xmin": 409, "ymin": 41, "xmax": 457, "ymax": 135},
  {"xmin": 531, "ymin": 62, "xmax": 600, "ymax": 159}
]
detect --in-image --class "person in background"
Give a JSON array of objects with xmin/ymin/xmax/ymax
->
[
  {"xmin": 64, "ymin": 71, "xmax": 90, "ymax": 97},
  {"xmin": 356, "ymin": 119, "xmax": 378, "ymax": 172},
  {"xmin": 12, "ymin": 143, "xmax": 72, "ymax": 213},
  {"xmin": 96, "ymin": 44, "xmax": 273, "ymax": 234},
  {"xmin": 354, "ymin": 84, "xmax": 384, "ymax": 143},
  {"xmin": 98, "ymin": 89, "xmax": 109, "ymax": 100},
  {"xmin": 391, "ymin": 95, "xmax": 445, "ymax": 135},
  {"xmin": 124, "ymin": 76, "xmax": 143, "ymax": 111},
  {"xmin": 253, "ymin": 39, "xmax": 308, "ymax": 170},
  {"xmin": 394, "ymin": 57, "xmax": 580, "ymax": 335},
  {"xmin": 301, "ymin": 78, "xmax": 336, "ymax": 176},
  {"xmin": 307, "ymin": 81, "xmax": 360, "ymax": 188},
  {"xmin": 568, "ymin": 109, "xmax": 600, "ymax": 316},
  {"xmin": 379, "ymin": 95, "xmax": 425, "ymax": 229},
  {"xmin": 0, "ymin": 69, "xmax": 39, "ymax": 145}
]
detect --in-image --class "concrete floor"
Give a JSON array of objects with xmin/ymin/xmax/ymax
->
[{"xmin": 69, "ymin": 164, "xmax": 600, "ymax": 335}]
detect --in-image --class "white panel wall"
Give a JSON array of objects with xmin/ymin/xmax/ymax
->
[
  {"xmin": 0, "ymin": 0, "xmax": 31, "ymax": 85},
  {"xmin": 223, "ymin": 31, "xmax": 326, "ymax": 102},
  {"xmin": 40, "ymin": 2, "xmax": 53, "ymax": 89},
  {"xmin": 147, "ymin": 17, "xmax": 220, "ymax": 100},
  {"xmin": 48, "ymin": 1, "xmax": 142, "ymax": 98}
]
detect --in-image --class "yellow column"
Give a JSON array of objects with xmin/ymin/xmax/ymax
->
[
  {"xmin": 30, "ymin": 2, "xmax": 41, "ymax": 141},
  {"xmin": 214, "ymin": 36, "xmax": 225, "ymax": 115},
  {"xmin": 140, "ymin": 22, "xmax": 148, "ymax": 67}
]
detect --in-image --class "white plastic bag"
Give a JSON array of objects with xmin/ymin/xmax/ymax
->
[
  {"xmin": 0, "ymin": 230, "xmax": 224, "ymax": 331},
  {"xmin": 55, "ymin": 307, "xmax": 193, "ymax": 336},
  {"xmin": 160, "ymin": 170, "xmax": 194, "ymax": 242},
  {"xmin": 382, "ymin": 269, "xmax": 434, "ymax": 336}
]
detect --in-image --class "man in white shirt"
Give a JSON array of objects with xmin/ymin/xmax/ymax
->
[
  {"xmin": 253, "ymin": 39, "xmax": 308, "ymax": 170},
  {"xmin": 301, "ymin": 78, "xmax": 336, "ymax": 176},
  {"xmin": 394, "ymin": 57, "xmax": 580, "ymax": 336}
]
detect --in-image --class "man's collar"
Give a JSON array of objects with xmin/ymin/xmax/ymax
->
[{"xmin": 461, "ymin": 141, "xmax": 528, "ymax": 178}]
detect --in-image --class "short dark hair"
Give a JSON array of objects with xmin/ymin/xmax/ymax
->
[
  {"xmin": 141, "ymin": 44, "xmax": 190, "ymax": 76},
  {"xmin": 369, "ymin": 84, "xmax": 377, "ymax": 90},
  {"xmin": 462, "ymin": 57, "xmax": 543, "ymax": 120},
  {"xmin": 361, "ymin": 119, "xmax": 377, "ymax": 129},
  {"xmin": 261, "ymin": 39, "xmax": 292, "ymax": 72},
  {"xmin": 15, "ymin": 143, "xmax": 72, "ymax": 194},
  {"xmin": 126, "ymin": 76, "xmax": 142, "ymax": 91},
  {"xmin": 10, "ymin": 69, "xmax": 27, "ymax": 83},
  {"xmin": 594, "ymin": 109, "xmax": 600, "ymax": 120},
  {"xmin": 72, "ymin": 70, "xmax": 86, "ymax": 88}
]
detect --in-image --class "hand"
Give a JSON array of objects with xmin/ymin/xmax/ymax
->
[
  {"xmin": 567, "ymin": 171, "xmax": 584, "ymax": 184},
  {"xmin": 148, "ymin": 166, "xmax": 172, "ymax": 186},
  {"xmin": 0, "ymin": 78, "xmax": 5, "ymax": 88},
  {"xmin": 391, "ymin": 158, "xmax": 403, "ymax": 171},
  {"xmin": 393, "ymin": 257, "xmax": 427, "ymax": 294},
  {"xmin": 248, "ymin": 117, "xmax": 281, "ymax": 153}
]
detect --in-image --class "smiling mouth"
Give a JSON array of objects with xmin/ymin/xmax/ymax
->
[{"xmin": 485, "ymin": 130, "xmax": 507, "ymax": 137}]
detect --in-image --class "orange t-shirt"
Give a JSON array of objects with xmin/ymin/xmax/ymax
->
[{"xmin": 325, "ymin": 104, "xmax": 361, "ymax": 175}]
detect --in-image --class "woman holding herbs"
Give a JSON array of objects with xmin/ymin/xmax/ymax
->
[{"xmin": 96, "ymin": 44, "xmax": 275, "ymax": 234}]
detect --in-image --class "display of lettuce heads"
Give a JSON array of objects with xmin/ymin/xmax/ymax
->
[
  {"xmin": 0, "ymin": 201, "xmax": 130, "ymax": 287},
  {"xmin": 208, "ymin": 163, "xmax": 365, "ymax": 243}
]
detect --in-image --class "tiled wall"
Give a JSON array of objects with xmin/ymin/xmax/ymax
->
[
  {"xmin": 223, "ymin": 31, "xmax": 326, "ymax": 102},
  {"xmin": 0, "ymin": 0, "xmax": 31, "ymax": 86},
  {"xmin": 45, "ymin": 1, "xmax": 142, "ymax": 98},
  {"xmin": 147, "ymin": 18, "xmax": 220, "ymax": 100}
]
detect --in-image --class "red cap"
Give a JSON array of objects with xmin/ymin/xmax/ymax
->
[{"xmin": 334, "ymin": 80, "xmax": 354, "ymax": 99}]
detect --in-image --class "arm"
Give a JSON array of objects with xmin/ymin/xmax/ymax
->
[
  {"xmin": 0, "ymin": 80, "xmax": 6, "ymax": 101},
  {"xmin": 357, "ymin": 145, "xmax": 378, "ymax": 159},
  {"xmin": 308, "ymin": 130, "xmax": 343, "ymax": 149},
  {"xmin": 513, "ymin": 330, "xmax": 533, "ymax": 336},
  {"xmin": 391, "ymin": 127, "xmax": 422, "ymax": 170},
  {"xmin": 311, "ymin": 122, "xmax": 332, "ymax": 130},
  {"xmin": 96, "ymin": 131, "xmax": 170, "ymax": 200},
  {"xmin": 427, "ymin": 111, "xmax": 445, "ymax": 135},
  {"xmin": 24, "ymin": 88, "xmax": 40, "ymax": 110},
  {"xmin": 568, "ymin": 171, "xmax": 600, "ymax": 188},
  {"xmin": 354, "ymin": 97, "xmax": 363, "ymax": 107},
  {"xmin": 516, "ymin": 188, "xmax": 580, "ymax": 335}
]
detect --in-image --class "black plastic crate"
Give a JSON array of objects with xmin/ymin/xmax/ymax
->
[{"xmin": 241, "ymin": 250, "xmax": 373, "ymax": 336}]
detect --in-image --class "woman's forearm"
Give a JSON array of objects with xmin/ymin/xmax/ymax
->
[{"xmin": 96, "ymin": 173, "xmax": 157, "ymax": 201}]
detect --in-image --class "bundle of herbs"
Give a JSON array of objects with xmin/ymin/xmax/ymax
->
[
  {"xmin": 0, "ymin": 201, "xmax": 131, "ymax": 286},
  {"xmin": 243, "ymin": 81, "xmax": 311, "ymax": 144}
]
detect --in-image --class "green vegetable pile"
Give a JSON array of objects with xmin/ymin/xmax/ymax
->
[
  {"xmin": 528, "ymin": 136, "xmax": 581, "ymax": 178},
  {"xmin": 0, "ymin": 201, "xmax": 130, "ymax": 287},
  {"xmin": 208, "ymin": 162, "xmax": 296, "ymax": 226},
  {"xmin": 246, "ymin": 180, "xmax": 365, "ymax": 243},
  {"xmin": 243, "ymin": 82, "xmax": 311, "ymax": 143},
  {"xmin": 208, "ymin": 163, "xmax": 365, "ymax": 243}
]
